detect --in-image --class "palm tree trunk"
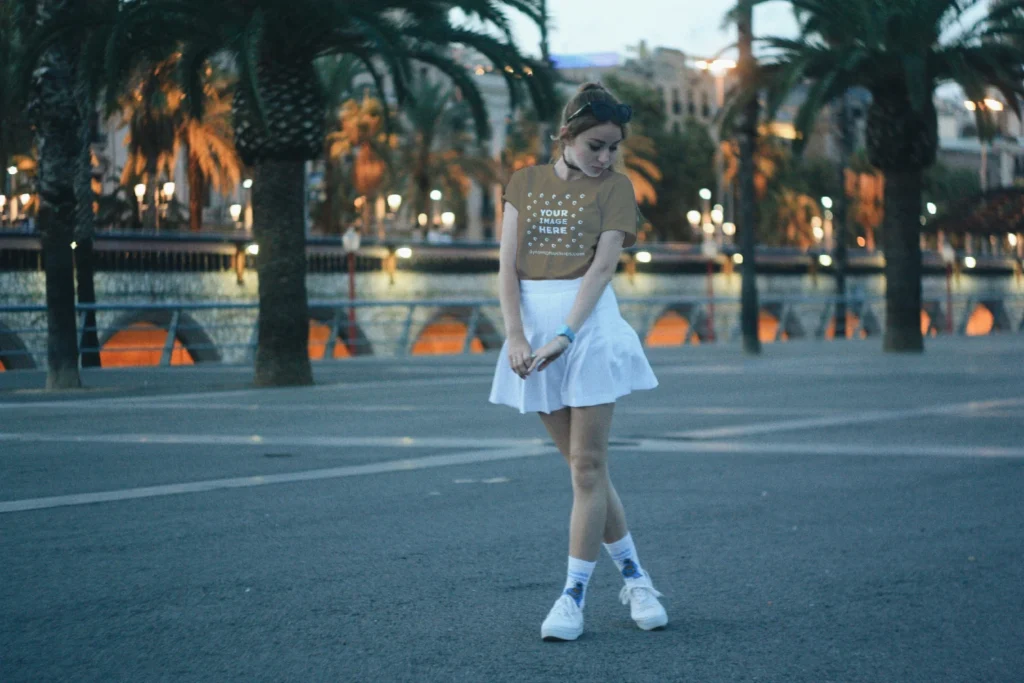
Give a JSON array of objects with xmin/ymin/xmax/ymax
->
[
  {"xmin": 833, "ymin": 92, "xmax": 851, "ymax": 340},
  {"xmin": 31, "ymin": 1, "xmax": 81, "ymax": 389},
  {"xmin": 882, "ymin": 169, "xmax": 924, "ymax": 352},
  {"xmin": 75, "ymin": 238, "xmax": 100, "ymax": 367},
  {"xmin": 251, "ymin": 159, "xmax": 313, "ymax": 386},
  {"xmin": 736, "ymin": 0, "xmax": 761, "ymax": 354},
  {"xmin": 188, "ymin": 145, "xmax": 204, "ymax": 232},
  {"xmin": 74, "ymin": 59, "xmax": 100, "ymax": 368}
]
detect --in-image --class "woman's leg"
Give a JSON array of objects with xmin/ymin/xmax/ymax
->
[
  {"xmin": 539, "ymin": 408, "xmax": 628, "ymax": 543},
  {"xmin": 565, "ymin": 403, "xmax": 615, "ymax": 561}
]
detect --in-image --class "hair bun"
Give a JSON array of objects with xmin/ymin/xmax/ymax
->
[{"xmin": 577, "ymin": 82, "xmax": 605, "ymax": 93}]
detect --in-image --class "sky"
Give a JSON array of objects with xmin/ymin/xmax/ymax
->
[{"xmin": 503, "ymin": 0, "xmax": 802, "ymax": 60}]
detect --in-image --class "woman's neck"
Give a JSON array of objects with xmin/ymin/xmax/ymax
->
[{"xmin": 554, "ymin": 153, "xmax": 588, "ymax": 182}]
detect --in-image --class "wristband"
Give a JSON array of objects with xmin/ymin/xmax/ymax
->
[{"xmin": 555, "ymin": 324, "xmax": 576, "ymax": 344}]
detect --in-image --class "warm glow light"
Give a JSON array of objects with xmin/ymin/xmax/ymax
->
[
  {"xmin": 710, "ymin": 208, "xmax": 724, "ymax": 224},
  {"xmin": 635, "ymin": 251, "xmax": 652, "ymax": 263},
  {"xmin": 819, "ymin": 254, "xmax": 833, "ymax": 267},
  {"xmin": 926, "ymin": 202, "xmax": 937, "ymax": 215},
  {"xmin": 964, "ymin": 256, "xmax": 977, "ymax": 268},
  {"xmin": 134, "ymin": 183, "xmax": 146, "ymax": 200},
  {"xmin": 229, "ymin": 203, "xmax": 242, "ymax": 221},
  {"xmin": 1009, "ymin": 233, "xmax": 1019, "ymax": 247},
  {"xmin": 821, "ymin": 196, "xmax": 833, "ymax": 209},
  {"xmin": 245, "ymin": 243, "xmax": 259, "ymax": 255},
  {"xmin": 162, "ymin": 181, "xmax": 175, "ymax": 199},
  {"xmin": 964, "ymin": 100, "xmax": 977, "ymax": 111},
  {"xmin": 722, "ymin": 222, "xmax": 736, "ymax": 236},
  {"xmin": 857, "ymin": 236, "xmax": 866, "ymax": 247},
  {"xmin": 695, "ymin": 60, "xmax": 709, "ymax": 69},
  {"xmin": 0, "ymin": 195, "xmax": 5, "ymax": 208},
  {"xmin": 811, "ymin": 216, "xmax": 823, "ymax": 229},
  {"xmin": 699, "ymin": 188, "xmax": 712, "ymax": 201},
  {"xmin": 417, "ymin": 213, "xmax": 428, "ymax": 227},
  {"xmin": 242, "ymin": 178, "xmax": 253, "ymax": 189},
  {"xmin": 686, "ymin": 210, "xmax": 702, "ymax": 226},
  {"xmin": 70, "ymin": 241, "xmax": 77, "ymax": 250},
  {"xmin": 19, "ymin": 193, "xmax": 29, "ymax": 206},
  {"xmin": 396, "ymin": 246, "xmax": 413, "ymax": 259},
  {"xmin": 702, "ymin": 223, "xmax": 715, "ymax": 235},
  {"xmin": 429, "ymin": 190, "xmax": 442, "ymax": 201},
  {"xmin": 387, "ymin": 194, "xmax": 402, "ymax": 211},
  {"xmin": 6, "ymin": 166, "xmax": 16, "ymax": 175},
  {"xmin": 984, "ymin": 98, "xmax": 1004, "ymax": 112},
  {"xmin": 733, "ymin": 253, "xmax": 743, "ymax": 264},
  {"xmin": 441, "ymin": 211, "xmax": 455, "ymax": 227}
]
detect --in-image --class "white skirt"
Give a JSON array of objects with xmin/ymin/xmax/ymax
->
[{"xmin": 489, "ymin": 278, "xmax": 659, "ymax": 414}]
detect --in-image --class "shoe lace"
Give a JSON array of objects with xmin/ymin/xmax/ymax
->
[
  {"xmin": 619, "ymin": 583, "xmax": 664, "ymax": 607},
  {"xmin": 555, "ymin": 595, "xmax": 580, "ymax": 618}
]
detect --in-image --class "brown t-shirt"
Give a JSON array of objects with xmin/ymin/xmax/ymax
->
[{"xmin": 503, "ymin": 164, "xmax": 639, "ymax": 280}]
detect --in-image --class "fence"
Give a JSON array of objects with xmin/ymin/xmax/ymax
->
[{"xmin": 1, "ymin": 292, "xmax": 1023, "ymax": 371}]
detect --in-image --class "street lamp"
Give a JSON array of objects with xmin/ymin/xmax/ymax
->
[
  {"xmin": 134, "ymin": 183, "xmax": 147, "ymax": 227},
  {"xmin": 926, "ymin": 202, "xmax": 937, "ymax": 216},
  {"xmin": 687, "ymin": 210, "xmax": 702, "ymax": 238},
  {"xmin": 387, "ymin": 194, "xmax": 402, "ymax": 213},
  {"xmin": 702, "ymin": 237, "xmax": 719, "ymax": 341},
  {"xmin": 342, "ymin": 226, "xmax": 362, "ymax": 353},
  {"xmin": 229, "ymin": 203, "xmax": 243, "ymax": 228},
  {"xmin": 635, "ymin": 251, "xmax": 652, "ymax": 263},
  {"xmin": 940, "ymin": 242, "xmax": 956, "ymax": 334}
]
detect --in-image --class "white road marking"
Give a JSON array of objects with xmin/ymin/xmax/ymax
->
[
  {"xmin": 665, "ymin": 398, "xmax": 1024, "ymax": 439},
  {"xmin": 0, "ymin": 445, "xmax": 556, "ymax": 514},
  {"xmin": 623, "ymin": 439, "xmax": 1024, "ymax": 459},
  {"xmin": 0, "ymin": 433, "xmax": 546, "ymax": 449}
]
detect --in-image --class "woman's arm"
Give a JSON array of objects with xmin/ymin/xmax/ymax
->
[
  {"xmin": 563, "ymin": 230, "xmax": 625, "ymax": 332},
  {"xmin": 497, "ymin": 201, "xmax": 533, "ymax": 377},
  {"xmin": 526, "ymin": 230, "xmax": 625, "ymax": 373}
]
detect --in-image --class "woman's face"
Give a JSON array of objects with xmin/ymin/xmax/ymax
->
[{"xmin": 563, "ymin": 122, "xmax": 623, "ymax": 177}]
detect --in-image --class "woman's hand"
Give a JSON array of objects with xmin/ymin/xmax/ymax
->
[
  {"xmin": 507, "ymin": 334, "xmax": 534, "ymax": 379},
  {"xmin": 526, "ymin": 335, "xmax": 570, "ymax": 374}
]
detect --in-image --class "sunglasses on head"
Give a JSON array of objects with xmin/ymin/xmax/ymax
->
[{"xmin": 565, "ymin": 100, "xmax": 633, "ymax": 125}]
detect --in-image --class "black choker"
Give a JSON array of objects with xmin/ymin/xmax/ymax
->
[{"xmin": 562, "ymin": 154, "xmax": 582, "ymax": 172}]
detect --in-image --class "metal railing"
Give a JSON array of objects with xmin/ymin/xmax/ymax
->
[{"xmin": 1, "ymin": 293, "xmax": 1022, "ymax": 370}]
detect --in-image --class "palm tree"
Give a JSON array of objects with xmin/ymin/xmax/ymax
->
[
  {"xmin": 117, "ymin": 57, "xmax": 241, "ymax": 231},
  {"xmin": 396, "ymin": 78, "xmax": 500, "ymax": 238},
  {"xmin": 94, "ymin": 0, "xmax": 556, "ymax": 386},
  {"xmin": 729, "ymin": 0, "xmax": 1024, "ymax": 352},
  {"xmin": 21, "ymin": 0, "xmax": 88, "ymax": 388},
  {"xmin": 324, "ymin": 91, "xmax": 393, "ymax": 234}
]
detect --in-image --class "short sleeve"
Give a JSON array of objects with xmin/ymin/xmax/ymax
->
[
  {"xmin": 600, "ymin": 174, "xmax": 639, "ymax": 248},
  {"xmin": 502, "ymin": 169, "xmax": 526, "ymax": 211}
]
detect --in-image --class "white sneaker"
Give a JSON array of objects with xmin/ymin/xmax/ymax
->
[
  {"xmin": 619, "ymin": 582, "xmax": 668, "ymax": 631},
  {"xmin": 541, "ymin": 595, "xmax": 584, "ymax": 641}
]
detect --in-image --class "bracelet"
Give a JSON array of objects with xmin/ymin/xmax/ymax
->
[{"xmin": 555, "ymin": 324, "xmax": 576, "ymax": 344}]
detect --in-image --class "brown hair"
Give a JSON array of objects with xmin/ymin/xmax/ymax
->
[{"xmin": 557, "ymin": 81, "xmax": 626, "ymax": 148}]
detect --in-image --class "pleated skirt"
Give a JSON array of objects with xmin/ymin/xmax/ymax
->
[{"xmin": 489, "ymin": 277, "xmax": 659, "ymax": 414}]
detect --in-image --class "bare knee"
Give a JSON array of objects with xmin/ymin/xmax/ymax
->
[{"xmin": 569, "ymin": 450, "xmax": 607, "ymax": 493}]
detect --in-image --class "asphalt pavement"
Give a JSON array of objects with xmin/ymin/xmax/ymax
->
[{"xmin": 2, "ymin": 336, "xmax": 1023, "ymax": 682}]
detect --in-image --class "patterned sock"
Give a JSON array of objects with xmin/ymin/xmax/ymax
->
[
  {"xmin": 603, "ymin": 532, "xmax": 648, "ymax": 584},
  {"xmin": 563, "ymin": 557, "xmax": 597, "ymax": 608}
]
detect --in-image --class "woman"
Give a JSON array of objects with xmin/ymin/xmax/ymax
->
[{"xmin": 489, "ymin": 83, "xmax": 666, "ymax": 641}]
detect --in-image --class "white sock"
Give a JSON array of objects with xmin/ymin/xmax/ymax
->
[
  {"xmin": 603, "ymin": 532, "xmax": 648, "ymax": 584},
  {"xmin": 563, "ymin": 556, "xmax": 597, "ymax": 608}
]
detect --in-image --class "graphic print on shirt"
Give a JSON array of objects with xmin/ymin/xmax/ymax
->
[{"xmin": 523, "ymin": 190, "xmax": 591, "ymax": 258}]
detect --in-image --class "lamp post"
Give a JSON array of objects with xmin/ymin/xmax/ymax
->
[
  {"xmin": 429, "ymin": 189, "xmax": 442, "ymax": 227},
  {"xmin": 702, "ymin": 237, "xmax": 719, "ymax": 341},
  {"xmin": 134, "ymin": 183, "xmax": 146, "ymax": 228},
  {"xmin": 687, "ymin": 210, "xmax": 702, "ymax": 240},
  {"xmin": 242, "ymin": 178, "xmax": 253, "ymax": 230},
  {"xmin": 386, "ymin": 193, "xmax": 402, "ymax": 241},
  {"xmin": 711, "ymin": 204, "xmax": 724, "ymax": 245},
  {"xmin": 229, "ymin": 203, "xmax": 243, "ymax": 229},
  {"xmin": 441, "ymin": 211, "xmax": 455, "ymax": 241},
  {"xmin": 940, "ymin": 241, "xmax": 956, "ymax": 335},
  {"xmin": 821, "ymin": 196, "xmax": 833, "ymax": 251},
  {"xmin": 160, "ymin": 182, "xmax": 175, "ymax": 230},
  {"xmin": 5, "ymin": 166, "xmax": 15, "ymax": 224},
  {"xmin": 342, "ymin": 226, "xmax": 361, "ymax": 353}
]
